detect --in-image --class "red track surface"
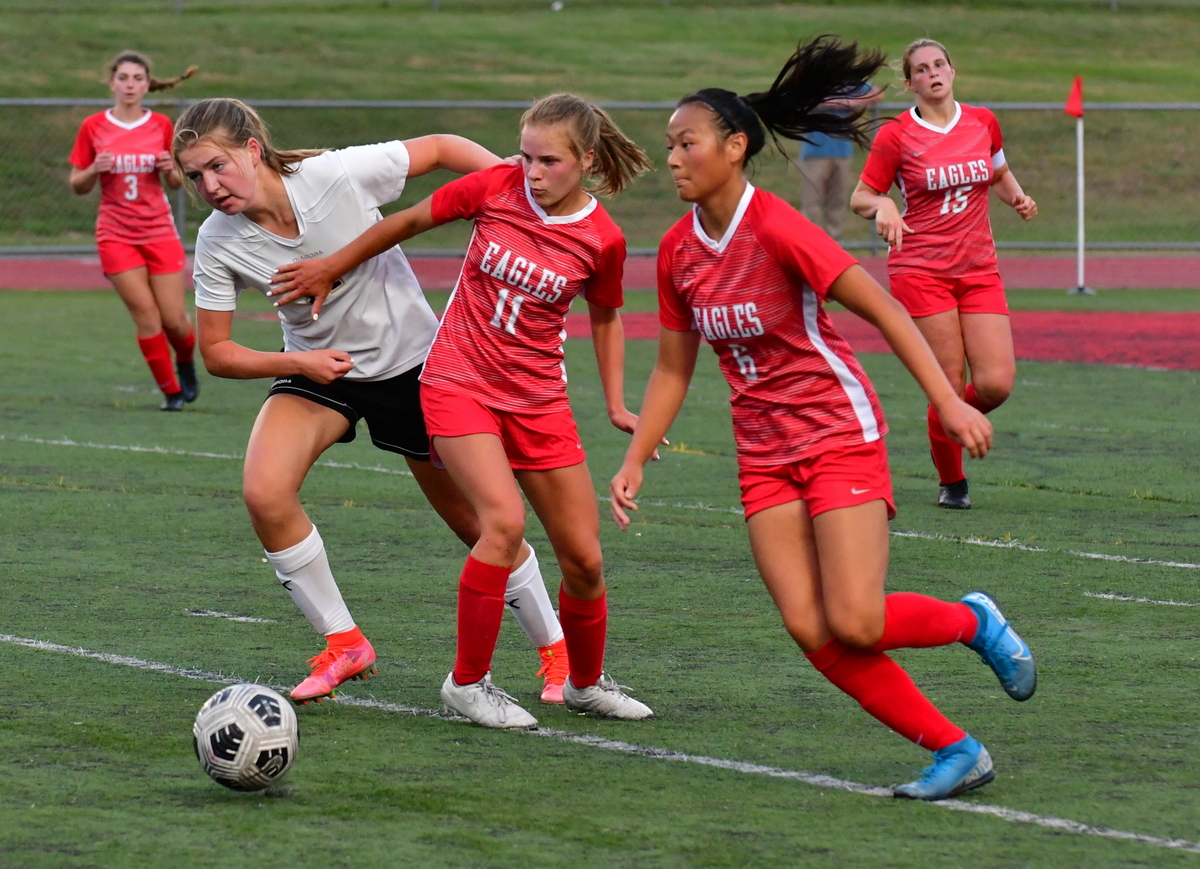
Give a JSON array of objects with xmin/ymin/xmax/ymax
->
[
  {"xmin": 3, "ymin": 254, "xmax": 1200, "ymax": 291},
  {"xmin": 6, "ymin": 255, "xmax": 1199, "ymax": 370}
]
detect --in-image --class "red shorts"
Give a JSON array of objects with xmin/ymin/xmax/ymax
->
[
  {"xmin": 98, "ymin": 236, "xmax": 186, "ymax": 277},
  {"xmin": 889, "ymin": 271, "xmax": 1008, "ymax": 319},
  {"xmin": 738, "ymin": 439, "xmax": 896, "ymax": 521},
  {"xmin": 421, "ymin": 386, "xmax": 585, "ymax": 471}
]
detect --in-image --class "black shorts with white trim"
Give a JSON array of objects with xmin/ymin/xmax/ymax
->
[{"xmin": 266, "ymin": 363, "xmax": 430, "ymax": 459}]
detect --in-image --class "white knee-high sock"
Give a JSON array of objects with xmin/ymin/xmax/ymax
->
[
  {"xmin": 504, "ymin": 543, "xmax": 563, "ymax": 649},
  {"xmin": 265, "ymin": 525, "xmax": 355, "ymax": 636}
]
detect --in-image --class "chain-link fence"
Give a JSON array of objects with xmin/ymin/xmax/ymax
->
[{"xmin": 3, "ymin": 98, "xmax": 1198, "ymax": 255}]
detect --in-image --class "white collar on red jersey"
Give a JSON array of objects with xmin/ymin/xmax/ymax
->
[
  {"xmin": 104, "ymin": 109, "xmax": 153, "ymax": 131},
  {"xmin": 691, "ymin": 181, "xmax": 755, "ymax": 254},
  {"xmin": 523, "ymin": 179, "xmax": 598, "ymax": 225},
  {"xmin": 908, "ymin": 101, "xmax": 962, "ymax": 135}
]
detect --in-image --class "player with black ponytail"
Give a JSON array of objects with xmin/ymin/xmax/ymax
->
[{"xmin": 611, "ymin": 37, "xmax": 1037, "ymax": 801}]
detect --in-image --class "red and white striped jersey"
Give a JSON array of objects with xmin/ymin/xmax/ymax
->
[
  {"xmin": 69, "ymin": 110, "xmax": 178, "ymax": 244},
  {"xmin": 658, "ymin": 184, "xmax": 887, "ymax": 466},
  {"xmin": 421, "ymin": 163, "xmax": 625, "ymax": 413},
  {"xmin": 860, "ymin": 102, "xmax": 1005, "ymax": 277}
]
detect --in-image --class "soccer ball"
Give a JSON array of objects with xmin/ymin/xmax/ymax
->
[{"xmin": 193, "ymin": 683, "xmax": 298, "ymax": 791}]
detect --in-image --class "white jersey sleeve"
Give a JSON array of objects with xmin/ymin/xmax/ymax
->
[
  {"xmin": 191, "ymin": 229, "xmax": 241, "ymax": 312},
  {"xmin": 334, "ymin": 141, "xmax": 411, "ymax": 211}
]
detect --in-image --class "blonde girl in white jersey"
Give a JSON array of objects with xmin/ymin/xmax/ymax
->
[{"xmin": 174, "ymin": 98, "xmax": 571, "ymax": 705}]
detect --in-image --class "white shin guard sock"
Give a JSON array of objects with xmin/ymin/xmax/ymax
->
[
  {"xmin": 265, "ymin": 525, "xmax": 355, "ymax": 636},
  {"xmin": 504, "ymin": 543, "xmax": 563, "ymax": 649}
]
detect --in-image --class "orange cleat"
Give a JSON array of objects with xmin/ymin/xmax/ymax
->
[
  {"xmin": 290, "ymin": 636, "xmax": 376, "ymax": 705},
  {"xmin": 536, "ymin": 638, "xmax": 570, "ymax": 704}
]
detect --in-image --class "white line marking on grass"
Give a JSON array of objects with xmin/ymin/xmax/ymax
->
[
  {"xmin": 1083, "ymin": 592, "xmax": 1199, "ymax": 607},
  {"xmin": 0, "ymin": 434, "xmax": 413, "ymax": 476},
  {"xmin": 891, "ymin": 530, "xmax": 1200, "ymax": 570},
  {"xmin": 4, "ymin": 633, "xmax": 1199, "ymax": 855},
  {"xmin": 185, "ymin": 609, "xmax": 279, "ymax": 623}
]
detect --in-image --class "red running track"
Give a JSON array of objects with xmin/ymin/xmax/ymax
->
[
  {"xmin": 562, "ymin": 310, "xmax": 1200, "ymax": 371},
  {"xmin": 6, "ymin": 255, "xmax": 1199, "ymax": 370},
  {"xmin": 3, "ymin": 254, "xmax": 1200, "ymax": 291}
]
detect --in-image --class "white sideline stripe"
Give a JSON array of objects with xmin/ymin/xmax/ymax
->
[
  {"xmin": 185, "ymin": 609, "xmax": 279, "ymax": 623},
  {"xmin": 0, "ymin": 434, "xmax": 413, "ymax": 476},
  {"xmin": 3, "ymin": 633, "xmax": 1199, "ymax": 855},
  {"xmin": 7, "ymin": 433, "xmax": 1195, "ymax": 570},
  {"xmin": 1083, "ymin": 591, "xmax": 1199, "ymax": 607}
]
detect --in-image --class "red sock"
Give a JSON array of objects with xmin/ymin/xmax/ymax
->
[
  {"xmin": 327, "ymin": 625, "xmax": 364, "ymax": 647},
  {"xmin": 559, "ymin": 590, "xmax": 607, "ymax": 688},
  {"xmin": 927, "ymin": 402, "xmax": 964, "ymax": 485},
  {"xmin": 452, "ymin": 555, "xmax": 511, "ymax": 685},
  {"xmin": 137, "ymin": 332, "xmax": 181, "ymax": 394},
  {"xmin": 806, "ymin": 639, "xmax": 965, "ymax": 750},
  {"xmin": 168, "ymin": 329, "xmax": 196, "ymax": 364},
  {"xmin": 871, "ymin": 593, "xmax": 978, "ymax": 652}
]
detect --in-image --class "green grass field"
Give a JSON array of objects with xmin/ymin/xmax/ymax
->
[
  {"xmin": 2, "ymin": 287, "xmax": 1198, "ymax": 867},
  {"xmin": 1, "ymin": 0, "xmax": 1198, "ymax": 248}
]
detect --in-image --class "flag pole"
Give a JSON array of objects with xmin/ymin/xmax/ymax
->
[{"xmin": 1067, "ymin": 76, "xmax": 1093, "ymax": 295}]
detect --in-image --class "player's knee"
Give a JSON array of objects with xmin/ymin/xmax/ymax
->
[
  {"xmin": 974, "ymin": 380, "xmax": 1012, "ymax": 409},
  {"xmin": 243, "ymin": 477, "xmax": 289, "ymax": 525},
  {"xmin": 829, "ymin": 613, "xmax": 884, "ymax": 650},
  {"xmin": 559, "ymin": 546, "xmax": 604, "ymax": 586},
  {"xmin": 481, "ymin": 510, "xmax": 525, "ymax": 550}
]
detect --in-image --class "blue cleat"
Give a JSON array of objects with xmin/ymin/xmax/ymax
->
[
  {"xmin": 962, "ymin": 591, "xmax": 1037, "ymax": 701},
  {"xmin": 894, "ymin": 735, "xmax": 995, "ymax": 801}
]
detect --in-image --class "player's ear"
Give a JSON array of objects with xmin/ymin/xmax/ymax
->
[
  {"xmin": 247, "ymin": 137, "xmax": 262, "ymax": 167},
  {"xmin": 725, "ymin": 131, "xmax": 748, "ymax": 166}
]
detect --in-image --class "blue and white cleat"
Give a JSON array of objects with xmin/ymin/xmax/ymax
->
[
  {"xmin": 962, "ymin": 591, "xmax": 1037, "ymax": 701},
  {"xmin": 894, "ymin": 735, "xmax": 995, "ymax": 801}
]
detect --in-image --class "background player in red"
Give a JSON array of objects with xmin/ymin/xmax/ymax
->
[
  {"xmin": 851, "ymin": 39, "xmax": 1037, "ymax": 509},
  {"xmin": 610, "ymin": 37, "xmax": 1036, "ymax": 801},
  {"xmin": 175, "ymin": 98, "xmax": 572, "ymax": 706},
  {"xmin": 272, "ymin": 93, "xmax": 657, "ymax": 729},
  {"xmin": 69, "ymin": 51, "xmax": 199, "ymax": 411}
]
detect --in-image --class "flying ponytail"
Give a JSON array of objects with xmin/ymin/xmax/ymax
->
[
  {"xmin": 679, "ymin": 35, "xmax": 886, "ymax": 165},
  {"xmin": 107, "ymin": 50, "xmax": 198, "ymax": 93}
]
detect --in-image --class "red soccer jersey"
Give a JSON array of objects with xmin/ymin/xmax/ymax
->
[
  {"xmin": 421, "ymin": 163, "xmax": 625, "ymax": 413},
  {"xmin": 69, "ymin": 110, "xmax": 178, "ymax": 244},
  {"xmin": 658, "ymin": 184, "xmax": 887, "ymax": 466},
  {"xmin": 859, "ymin": 103, "xmax": 1005, "ymax": 278}
]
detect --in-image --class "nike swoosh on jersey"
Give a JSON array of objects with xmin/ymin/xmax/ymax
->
[{"xmin": 851, "ymin": 487, "xmax": 871, "ymax": 494}]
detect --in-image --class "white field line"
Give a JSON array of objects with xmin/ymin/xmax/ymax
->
[
  {"xmin": 185, "ymin": 609, "xmax": 280, "ymax": 623},
  {"xmin": 0, "ymin": 434, "xmax": 413, "ymax": 476},
  {"xmin": 1083, "ymin": 591, "xmax": 1199, "ymax": 607},
  {"xmin": 3, "ymin": 633, "xmax": 1199, "ymax": 855},
  {"xmin": 6, "ymin": 433, "xmax": 1196, "ymax": 570}
]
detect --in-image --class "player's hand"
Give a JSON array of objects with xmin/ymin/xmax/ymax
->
[
  {"xmin": 608, "ymin": 407, "xmax": 668, "ymax": 461},
  {"xmin": 936, "ymin": 397, "xmax": 993, "ymax": 459},
  {"xmin": 296, "ymin": 349, "xmax": 353, "ymax": 384},
  {"xmin": 1012, "ymin": 194, "xmax": 1038, "ymax": 221},
  {"xmin": 92, "ymin": 150, "xmax": 115, "ymax": 174},
  {"xmin": 609, "ymin": 462, "xmax": 645, "ymax": 531},
  {"xmin": 503, "ymin": 154, "xmax": 523, "ymax": 167},
  {"xmin": 270, "ymin": 258, "xmax": 342, "ymax": 319},
  {"xmin": 874, "ymin": 200, "xmax": 912, "ymax": 251},
  {"xmin": 155, "ymin": 150, "xmax": 175, "ymax": 173}
]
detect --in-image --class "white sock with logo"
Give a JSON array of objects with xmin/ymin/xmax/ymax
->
[
  {"xmin": 265, "ymin": 525, "xmax": 355, "ymax": 636},
  {"xmin": 504, "ymin": 543, "xmax": 563, "ymax": 649}
]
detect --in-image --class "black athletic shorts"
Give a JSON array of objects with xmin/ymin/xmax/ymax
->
[{"xmin": 266, "ymin": 363, "xmax": 430, "ymax": 459}]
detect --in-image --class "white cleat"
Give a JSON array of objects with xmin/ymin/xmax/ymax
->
[
  {"xmin": 562, "ymin": 674, "xmax": 654, "ymax": 720},
  {"xmin": 440, "ymin": 672, "xmax": 538, "ymax": 730}
]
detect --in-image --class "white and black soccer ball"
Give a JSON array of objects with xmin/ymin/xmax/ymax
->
[{"xmin": 193, "ymin": 683, "xmax": 298, "ymax": 791}]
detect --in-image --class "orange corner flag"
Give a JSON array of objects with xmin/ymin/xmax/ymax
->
[{"xmin": 1065, "ymin": 76, "xmax": 1084, "ymax": 118}]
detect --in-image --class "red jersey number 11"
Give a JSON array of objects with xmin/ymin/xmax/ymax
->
[{"xmin": 489, "ymin": 288, "xmax": 525, "ymax": 335}]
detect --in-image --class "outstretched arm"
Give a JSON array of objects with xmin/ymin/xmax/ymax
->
[
  {"xmin": 990, "ymin": 164, "xmax": 1037, "ymax": 220},
  {"xmin": 609, "ymin": 327, "xmax": 701, "ymax": 530},
  {"xmin": 268, "ymin": 196, "xmax": 437, "ymax": 317},
  {"xmin": 827, "ymin": 265, "xmax": 992, "ymax": 457},
  {"xmin": 403, "ymin": 134, "xmax": 502, "ymax": 178},
  {"xmin": 196, "ymin": 308, "xmax": 353, "ymax": 383}
]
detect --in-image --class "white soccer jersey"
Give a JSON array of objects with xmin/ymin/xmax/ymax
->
[{"xmin": 192, "ymin": 141, "xmax": 439, "ymax": 382}]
